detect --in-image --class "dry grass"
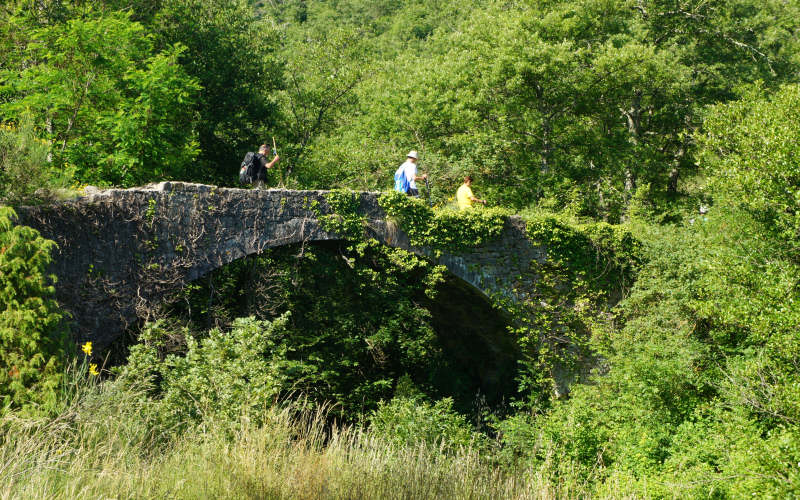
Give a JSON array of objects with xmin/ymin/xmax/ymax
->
[{"xmin": 0, "ymin": 377, "xmax": 593, "ymax": 499}]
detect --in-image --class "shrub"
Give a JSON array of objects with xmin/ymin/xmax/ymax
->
[
  {"xmin": 167, "ymin": 243, "xmax": 454, "ymax": 420},
  {"xmin": 369, "ymin": 395, "xmax": 489, "ymax": 454},
  {"xmin": 0, "ymin": 207, "xmax": 70, "ymax": 413},
  {"xmin": 122, "ymin": 314, "xmax": 293, "ymax": 431}
]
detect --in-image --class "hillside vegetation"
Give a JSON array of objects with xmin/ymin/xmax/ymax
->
[{"xmin": 1, "ymin": 0, "xmax": 799, "ymax": 497}]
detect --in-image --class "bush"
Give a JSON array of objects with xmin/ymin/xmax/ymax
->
[
  {"xmin": 0, "ymin": 207, "xmax": 70, "ymax": 413},
  {"xmin": 122, "ymin": 314, "xmax": 293, "ymax": 431},
  {"xmin": 369, "ymin": 395, "xmax": 489, "ymax": 454},
  {"xmin": 499, "ymin": 164, "xmax": 800, "ymax": 496},
  {"xmin": 167, "ymin": 243, "xmax": 456, "ymax": 420}
]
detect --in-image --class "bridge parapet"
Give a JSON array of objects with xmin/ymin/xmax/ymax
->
[{"xmin": 17, "ymin": 182, "xmax": 546, "ymax": 347}]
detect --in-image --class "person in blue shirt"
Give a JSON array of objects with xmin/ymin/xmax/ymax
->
[{"xmin": 394, "ymin": 150, "xmax": 427, "ymax": 196}]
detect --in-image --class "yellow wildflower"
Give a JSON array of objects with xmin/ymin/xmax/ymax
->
[
  {"xmin": 89, "ymin": 364, "xmax": 99, "ymax": 376},
  {"xmin": 81, "ymin": 341, "xmax": 92, "ymax": 356}
]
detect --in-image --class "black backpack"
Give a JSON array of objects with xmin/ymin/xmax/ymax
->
[{"xmin": 239, "ymin": 152, "xmax": 257, "ymax": 185}]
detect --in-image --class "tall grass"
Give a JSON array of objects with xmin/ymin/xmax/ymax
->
[{"xmin": 0, "ymin": 370, "xmax": 589, "ymax": 499}]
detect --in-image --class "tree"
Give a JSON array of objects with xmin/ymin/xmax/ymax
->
[
  {"xmin": 151, "ymin": 0, "xmax": 283, "ymax": 185},
  {"xmin": 699, "ymin": 84, "xmax": 800, "ymax": 257},
  {"xmin": 0, "ymin": 11, "xmax": 200, "ymax": 186},
  {"xmin": 106, "ymin": 45, "xmax": 201, "ymax": 185},
  {"xmin": 499, "ymin": 84, "xmax": 800, "ymax": 496},
  {"xmin": 276, "ymin": 27, "xmax": 370, "ymax": 184},
  {"xmin": 290, "ymin": 0, "xmax": 798, "ymax": 217}
]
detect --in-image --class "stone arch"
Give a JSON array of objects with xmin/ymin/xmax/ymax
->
[{"xmin": 17, "ymin": 182, "xmax": 545, "ymax": 349}]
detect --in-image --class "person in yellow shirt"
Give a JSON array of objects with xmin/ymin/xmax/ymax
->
[{"xmin": 456, "ymin": 175, "xmax": 486, "ymax": 210}]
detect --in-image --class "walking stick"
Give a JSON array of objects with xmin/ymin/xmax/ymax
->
[
  {"xmin": 272, "ymin": 136, "xmax": 283, "ymax": 186},
  {"xmin": 424, "ymin": 177, "xmax": 432, "ymax": 208}
]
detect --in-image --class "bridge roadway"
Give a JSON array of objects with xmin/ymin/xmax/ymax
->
[{"xmin": 17, "ymin": 182, "xmax": 546, "ymax": 349}]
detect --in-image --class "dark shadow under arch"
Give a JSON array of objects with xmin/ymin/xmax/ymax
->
[{"xmin": 137, "ymin": 240, "xmax": 522, "ymax": 415}]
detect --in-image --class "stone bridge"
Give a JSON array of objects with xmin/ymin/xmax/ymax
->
[{"xmin": 17, "ymin": 182, "xmax": 546, "ymax": 349}]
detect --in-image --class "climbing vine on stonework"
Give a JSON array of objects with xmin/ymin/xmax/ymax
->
[
  {"xmin": 319, "ymin": 190, "xmax": 645, "ymax": 410},
  {"xmin": 498, "ymin": 212, "xmax": 644, "ymax": 410},
  {"xmin": 316, "ymin": 190, "xmax": 447, "ymax": 299},
  {"xmin": 378, "ymin": 191, "xmax": 511, "ymax": 254},
  {"xmin": 315, "ymin": 189, "xmax": 366, "ymax": 240},
  {"xmin": 525, "ymin": 214, "xmax": 643, "ymax": 295}
]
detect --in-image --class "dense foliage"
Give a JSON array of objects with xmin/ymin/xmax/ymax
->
[
  {"xmin": 0, "ymin": 207, "xmax": 69, "ymax": 413},
  {"xmin": 1, "ymin": 10, "xmax": 200, "ymax": 187},
  {"xmin": 266, "ymin": 0, "xmax": 799, "ymax": 219},
  {"xmin": 495, "ymin": 86, "xmax": 800, "ymax": 497},
  {"xmin": 1, "ymin": 0, "xmax": 799, "ymax": 497},
  {"xmin": 122, "ymin": 315, "xmax": 291, "ymax": 431},
  {"xmin": 3, "ymin": 0, "xmax": 797, "ymax": 208},
  {"xmin": 163, "ymin": 242, "xmax": 484, "ymax": 418},
  {"xmin": 700, "ymin": 84, "xmax": 800, "ymax": 257}
]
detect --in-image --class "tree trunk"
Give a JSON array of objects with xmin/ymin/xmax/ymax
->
[
  {"xmin": 46, "ymin": 117, "xmax": 53, "ymax": 163},
  {"xmin": 667, "ymin": 144, "xmax": 685, "ymax": 194},
  {"xmin": 596, "ymin": 177, "xmax": 608, "ymax": 222},
  {"xmin": 667, "ymin": 167, "xmax": 679, "ymax": 194},
  {"xmin": 621, "ymin": 90, "xmax": 642, "ymax": 206},
  {"xmin": 541, "ymin": 117, "xmax": 551, "ymax": 174},
  {"xmin": 206, "ymin": 274, "xmax": 215, "ymax": 330}
]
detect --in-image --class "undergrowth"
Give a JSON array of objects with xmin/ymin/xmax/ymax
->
[{"xmin": 0, "ymin": 367, "xmax": 585, "ymax": 500}]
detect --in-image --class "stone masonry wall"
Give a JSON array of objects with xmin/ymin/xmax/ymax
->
[{"xmin": 16, "ymin": 182, "xmax": 547, "ymax": 349}]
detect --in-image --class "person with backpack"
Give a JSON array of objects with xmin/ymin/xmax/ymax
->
[
  {"xmin": 240, "ymin": 144, "xmax": 280, "ymax": 188},
  {"xmin": 393, "ymin": 150, "xmax": 427, "ymax": 196}
]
